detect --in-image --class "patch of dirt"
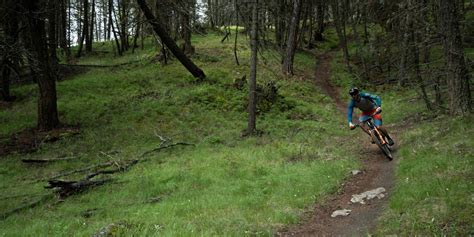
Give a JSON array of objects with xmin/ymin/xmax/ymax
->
[
  {"xmin": 277, "ymin": 52, "xmax": 398, "ymax": 236},
  {"xmin": 313, "ymin": 53, "xmax": 346, "ymax": 113},
  {"xmin": 0, "ymin": 125, "xmax": 80, "ymax": 157}
]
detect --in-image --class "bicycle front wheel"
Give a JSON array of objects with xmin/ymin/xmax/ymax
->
[{"xmin": 372, "ymin": 131, "xmax": 393, "ymax": 160}]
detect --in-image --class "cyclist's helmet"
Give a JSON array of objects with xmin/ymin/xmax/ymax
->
[{"xmin": 349, "ymin": 87, "xmax": 359, "ymax": 96}]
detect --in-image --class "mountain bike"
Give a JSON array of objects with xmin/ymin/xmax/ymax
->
[{"xmin": 353, "ymin": 114, "xmax": 393, "ymax": 161}]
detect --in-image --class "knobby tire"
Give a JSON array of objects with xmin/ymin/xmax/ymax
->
[{"xmin": 372, "ymin": 130, "xmax": 393, "ymax": 161}]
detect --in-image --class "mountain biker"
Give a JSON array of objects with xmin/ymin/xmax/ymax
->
[{"xmin": 347, "ymin": 87, "xmax": 394, "ymax": 146}]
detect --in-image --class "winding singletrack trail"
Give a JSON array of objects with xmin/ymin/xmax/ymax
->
[{"xmin": 278, "ymin": 53, "xmax": 398, "ymax": 236}]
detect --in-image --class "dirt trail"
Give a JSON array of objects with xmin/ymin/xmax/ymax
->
[{"xmin": 277, "ymin": 53, "xmax": 397, "ymax": 236}]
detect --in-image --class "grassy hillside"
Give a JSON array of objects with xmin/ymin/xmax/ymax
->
[
  {"xmin": 0, "ymin": 32, "xmax": 360, "ymax": 236},
  {"xmin": 1, "ymin": 28, "xmax": 472, "ymax": 236}
]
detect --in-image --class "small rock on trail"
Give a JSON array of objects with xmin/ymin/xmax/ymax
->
[
  {"xmin": 350, "ymin": 187, "xmax": 386, "ymax": 205},
  {"xmin": 331, "ymin": 209, "xmax": 352, "ymax": 218}
]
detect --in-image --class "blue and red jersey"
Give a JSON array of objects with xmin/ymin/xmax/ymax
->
[{"xmin": 347, "ymin": 92, "xmax": 382, "ymax": 125}]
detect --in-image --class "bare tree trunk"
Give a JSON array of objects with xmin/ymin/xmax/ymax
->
[
  {"xmin": 440, "ymin": 0, "xmax": 472, "ymax": 115},
  {"xmin": 409, "ymin": 22, "xmax": 432, "ymax": 110},
  {"xmin": 119, "ymin": 0, "xmax": 129, "ymax": 52},
  {"xmin": 208, "ymin": 0, "xmax": 215, "ymax": 28},
  {"xmin": 48, "ymin": 0, "xmax": 59, "ymax": 67},
  {"xmin": 136, "ymin": 0, "xmax": 206, "ymax": 79},
  {"xmin": 109, "ymin": 0, "xmax": 122, "ymax": 56},
  {"xmin": 398, "ymin": 2, "xmax": 410, "ymax": 87},
  {"xmin": 23, "ymin": 0, "xmax": 60, "ymax": 130},
  {"xmin": 274, "ymin": 1, "xmax": 286, "ymax": 49},
  {"xmin": 282, "ymin": 0, "xmax": 302, "ymax": 76},
  {"xmin": 247, "ymin": 0, "xmax": 258, "ymax": 134},
  {"xmin": 106, "ymin": 0, "xmax": 111, "ymax": 40},
  {"xmin": 154, "ymin": 0, "xmax": 171, "ymax": 62},
  {"xmin": 60, "ymin": 0, "xmax": 71, "ymax": 61},
  {"xmin": 180, "ymin": 0, "xmax": 194, "ymax": 55},
  {"xmin": 314, "ymin": 0, "xmax": 325, "ymax": 41},
  {"xmin": 331, "ymin": 0, "xmax": 351, "ymax": 73},
  {"xmin": 132, "ymin": 12, "xmax": 141, "ymax": 53},
  {"xmin": 233, "ymin": 0, "xmax": 240, "ymax": 66},
  {"xmin": 298, "ymin": 1, "xmax": 309, "ymax": 47},
  {"xmin": 86, "ymin": 0, "xmax": 95, "ymax": 52},
  {"xmin": 76, "ymin": 0, "xmax": 89, "ymax": 57}
]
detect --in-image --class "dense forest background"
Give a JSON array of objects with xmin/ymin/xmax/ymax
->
[
  {"xmin": 0, "ymin": 0, "xmax": 472, "ymax": 236},
  {"xmin": 1, "ymin": 0, "xmax": 472, "ymax": 129}
]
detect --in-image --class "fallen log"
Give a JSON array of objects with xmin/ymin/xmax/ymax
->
[
  {"xmin": 59, "ymin": 60, "xmax": 142, "ymax": 68},
  {"xmin": 45, "ymin": 159, "xmax": 138, "ymax": 197},
  {"xmin": 140, "ymin": 142, "xmax": 194, "ymax": 157},
  {"xmin": 21, "ymin": 157, "xmax": 76, "ymax": 163},
  {"xmin": 46, "ymin": 179, "xmax": 111, "ymax": 198},
  {"xmin": 43, "ymin": 161, "xmax": 115, "ymax": 181}
]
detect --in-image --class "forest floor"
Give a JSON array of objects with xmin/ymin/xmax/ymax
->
[{"xmin": 278, "ymin": 52, "xmax": 398, "ymax": 236}]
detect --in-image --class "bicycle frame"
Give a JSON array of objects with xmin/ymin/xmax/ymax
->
[
  {"xmin": 353, "ymin": 113, "xmax": 393, "ymax": 160},
  {"xmin": 359, "ymin": 118, "xmax": 386, "ymax": 145}
]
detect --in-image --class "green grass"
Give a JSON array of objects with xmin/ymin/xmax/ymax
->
[
  {"xmin": 376, "ymin": 113, "xmax": 473, "ymax": 235},
  {"xmin": 0, "ymin": 32, "xmax": 358, "ymax": 235}
]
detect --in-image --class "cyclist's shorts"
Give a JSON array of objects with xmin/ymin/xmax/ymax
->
[{"xmin": 359, "ymin": 108, "xmax": 382, "ymax": 126}]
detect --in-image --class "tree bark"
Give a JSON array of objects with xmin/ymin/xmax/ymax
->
[
  {"xmin": 282, "ymin": 0, "xmax": 302, "ymax": 76},
  {"xmin": 440, "ymin": 0, "xmax": 472, "ymax": 115},
  {"xmin": 47, "ymin": 0, "xmax": 59, "ymax": 67},
  {"xmin": 331, "ymin": 0, "xmax": 351, "ymax": 73},
  {"xmin": 314, "ymin": 0, "xmax": 325, "ymax": 41},
  {"xmin": 233, "ymin": 0, "xmax": 240, "ymax": 66},
  {"xmin": 136, "ymin": 0, "xmax": 205, "ymax": 79},
  {"xmin": 247, "ymin": 0, "xmax": 258, "ymax": 134},
  {"xmin": 22, "ymin": 0, "xmax": 60, "ymax": 130},
  {"xmin": 132, "ymin": 12, "xmax": 141, "ymax": 53},
  {"xmin": 86, "ymin": 0, "xmax": 95, "ymax": 52},
  {"xmin": 109, "ymin": 0, "xmax": 122, "ymax": 56},
  {"xmin": 274, "ymin": 1, "xmax": 286, "ymax": 49},
  {"xmin": 60, "ymin": 0, "xmax": 71, "ymax": 61},
  {"xmin": 76, "ymin": 0, "xmax": 89, "ymax": 57},
  {"xmin": 180, "ymin": 0, "xmax": 194, "ymax": 55}
]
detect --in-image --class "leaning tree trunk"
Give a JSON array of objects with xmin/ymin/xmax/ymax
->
[
  {"xmin": 23, "ymin": 0, "xmax": 60, "ymax": 130},
  {"xmin": 136, "ymin": 0, "xmax": 205, "ymax": 79},
  {"xmin": 109, "ymin": 0, "xmax": 122, "ymax": 56},
  {"xmin": 440, "ymin": 0, "xmax": 472, "ymax": 115},
  {"xmin": 282, "ymin": 0, "xmax": 302, "ymax": 76},
  {"xmin": 247, "ymin": 0, "xmax": 258, "ymax": 135}
]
